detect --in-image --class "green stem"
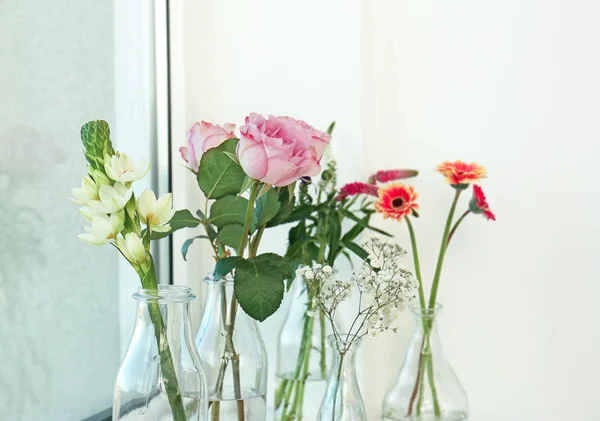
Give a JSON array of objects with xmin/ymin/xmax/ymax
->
[
  {"xmin": 426, "ymin": 347, "xmax": 442, "ymax": 417},
  {"xmin": 214, "ymin": 181, "xmax": 261, "ymax": 421},
  {"xmin": 280, "ymin": 310, "xmax": 315, "ymax": 420},
  {"xmin": 238, "ymin": 183, "xmax": 261, "ymax": 254},
  {"xmin": 319, "ymin": 310, "xmax": 327, "ymax": 378},
  {"xmin": 447, "ymin": 209, "xmax": 470, "ymax": 245},
  {"xmin": 428, "ymin": 189, "xmax": 462, "ymax": 309},
  {"xmin": 405, "ymin": 217, "xmax": 425, "ymax": 310},
  {"xmin": 140, "ymin": 260, "xmax": 187, "ymax": 421},
  {"xmin": 331, "ymin": 351, "xmax": 345, "ymax": 421}
]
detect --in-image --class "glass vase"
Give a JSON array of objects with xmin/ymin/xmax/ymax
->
[
  {"xmin": 275, "ymin": 275, "xmax": 333, "ymax": 421},
  {"xmin": 195, "ymin": 274, "xmax": 267, "ymax": 421},
  {"xmin": 114, "ymin": 285, "xmax": 208, "ymax": 421},
  {"xmin": 382, "ymin": 304, "xmax": 469, "ymax": 421},
  {"xmin": 317, "ymin": 334, "xmax": 367, "ymax": 421}
]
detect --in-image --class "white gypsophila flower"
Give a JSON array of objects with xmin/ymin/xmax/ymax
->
[
  {"xmin": 78, "ymin": 212, "xmax": 124, "ymax": 245},
  {"xmin": 70, "ymin": 176, "xmax": 99, "ymax": 205},
  {"xmin": 88, "ymin": 182, "xmax": 133, "ymax": 214},
  {"xmin": 104, "ymin": 152, "xmax": 150, "ymax": 183},
  {"xmin": 136, "ymin": 190, "xmax": 175, "ymax": 232},
  {"xmin": 116, "ymin": 232, "xmax": 148, "ymax": 265},
  {"xmin": 353, "ymin": 238, "xmax": 419, "ymax": 336}
]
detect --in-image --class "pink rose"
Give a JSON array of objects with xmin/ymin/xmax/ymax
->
[
  {"xmin": 179, "ymin": 121, "xmax": 236, "ymax": 172},
  {"xmin": 236, "ymin": 113, "xmax": 332, "ymax": 187}
]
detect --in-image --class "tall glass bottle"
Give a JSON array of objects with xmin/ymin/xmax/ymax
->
[
  {"xmin": 382, "ymin": 305, "xmax": 469, "ymax": 421},
  {"xmin": 275, "ymin": 276, "xmax": 333, "ymax": 421},
  {"xmin": 317, "ymin": 335, "xmax": 367, "ymax": 421},
  {"xmin": 114, "ymin": 285, "xmax": 208, "ymax": 421},
  {"xmin": 195, "ymin": 274, "xmax": 267, "ymax": 421}
]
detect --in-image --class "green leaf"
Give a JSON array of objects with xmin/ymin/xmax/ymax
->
[
  {"xmin": 217, "ymin": 224, "xmax": 245, "ymax": 250},
  {"xmin": 182, "ymin": 235, "xmax": 209, "ymax": 261},
  {"xmin": 326, "ymin": 121, "xmax": 336, "ymax": 135},
  {"xmin": 150, "ymin": 209, "xmax": 202, "ymax": 240},
  {"xmin": 287, "ymin": 181, "xmax": 297, "ymax": 201},
  {"xmin": 239, "ymin": 176, "xmax": 257, "ymax": 195},
  {"xmin": 257, "ymin": 183, "xmax": 273, "ymax": 199},
  {"xmin": 223, "ymin": 151, "xmax": 240, "ymax": 164},
  {"xmin": 340, "ymin": 208, "xmax": 392, "ymax": 237},
  {"xmin": 214, "ymin": 256, "xmax": 243, "ymax": 281},
  {"xmin": 327, "ymin": 213, "xmax": 342, "ymax": 263},
  {"xmin": 341, "ymin": 240, "xmax": 369, "ymax": 260},
  {"xmin": 254, "ymin": 188, "xmax": 281, "ymax": 227},
  {"xmin": 234, "ymin": 254, "xmax": 287, "ymax": 321},
  {"xmin": 209, "ymin": 195, "xmax": 257, "ymax": 230},
  {"xmin": 197, "ymin": 138, "xmax": 246, "ymax": 199},
  {"xmin": 266, "ymin": 192, "xmax": 318, "ymax": 228},
  {"xmin": 341, "ymin": 216, "xmax": 369, "ymax": 244}
]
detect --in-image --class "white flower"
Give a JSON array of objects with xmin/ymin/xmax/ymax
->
[
  {"xmin": 136, "ymin": 190, "xmax": 175, "ymax": 232},
  {"xmin": 78, "ymin": 205, "xmax": 97, "ymax": 221},
  {"xmin": 322, "ymin": 265, "xmax": 333, "ymax": 275},
  {"xmin": 104, "ymin": 153, "xmax": 150, "ymax": 183},
  {"xmin": 70, "ymin": 176, "xmax": 99, "ymax": 205},
  {"xmin": 78, "ymin": 213, "xmax": 124, "ymax": 245},
  {"xmin": 116, "ymin": 232, "xmax": 148, "ymax": 264},
  {"xmin": 88, "ymin": 182, "xmax": 133, "ymax": 214},
  {"xmin": 89, "ymin": 169, "xmax": 111, "ymax": 187}
]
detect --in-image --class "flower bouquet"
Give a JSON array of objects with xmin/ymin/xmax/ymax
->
[
  {"xmin": 337, "ymin": 160, "xmax": 495, "ymax": 421},
  {"xmin": 296, "ymin": 239, "xmax": 419, "ymax": 421},
  {"xmin": 71, "ymin": 120, "xmax": 206, "ymax": 421},
  {"xmin": 178, "ymin": 113, "xmax": 334, "ymax": 421},
  {"xmin": 275, "ymin": 154, "xmax": 418, "ymax": 420}
]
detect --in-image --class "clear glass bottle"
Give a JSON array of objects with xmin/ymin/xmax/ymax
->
[
  {"xmin": 195, "ymin": 274, "xmax": 267, "ymax": 421},
  {"xmin": 114, "ymin": 285, "xmax": 208, "ymax": 421},
  {"xmin": 382, "ymin": 304, "xmax": 469, "ymax": 421},
  {"xmin": 275, "ymin": 275, "xmax": 333, "ymax": 421},
  {"xmin": 317, "ymin": 335, "xmax": 367, "ymax": 421}
]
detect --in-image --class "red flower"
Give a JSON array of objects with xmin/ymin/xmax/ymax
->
[
  {"xmin": 368, "ymin": 169, "xmax": 419, "ymax": 184},
  {"xmin": 470, "ymin": 184, "xmax": 496, "ymax": 221},
  {"xmin": 436, "ymin": 160, "xmax": 487, "ymax": 187},
  {"xmin": 374, "ymin": 183, "xmax": 419, "ymax": 221},
  {"xmin": 335, "ymin": 182, "xmax": 379, "ymax": 201}
]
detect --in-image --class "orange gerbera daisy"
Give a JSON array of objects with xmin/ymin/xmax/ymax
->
[
  {"xmin": 375, "ymin": 183, "xmax": 419, "ymax": 221},
  {"xmin": 436, "ymin": 160, "xmax": 487, "ymax": 187}
]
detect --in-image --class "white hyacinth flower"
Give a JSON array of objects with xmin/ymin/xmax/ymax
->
[
  {"xmin": 70, "ymin": 176, "xmax": 99, "ymax": 205},
  {"xmin": 104, "ymin": 153, "xmax": 150, "ymax": 183},
  {"xmin": 78, "ymin": 213, "xmax": 124, "ymax": 245},
  {"xmin": 116, "ymin": 232, "xmax": 148, "ymax": 265},
  {"xmin": 136, "ymin": 190, "xmax": 175, "ymax": 232},
  {"xmin": 88, "ymin": 182, "xmax": 133, "ymax": 214}
]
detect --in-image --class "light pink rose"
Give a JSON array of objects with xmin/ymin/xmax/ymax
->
[
  {"xmin": 236, "ymin": 113, "xmax": 332, "ymax": 187},
  {"xmin": 179, "ymin": 121, "xmax": 236, "ymax": 172}
]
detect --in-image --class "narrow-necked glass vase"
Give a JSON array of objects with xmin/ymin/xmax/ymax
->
[
  {"xmin": 114, "ymin": 285, "xmax": 208, "ymax": 421},
  {"xmin": 317, "ymin": 335, "xmax": 367, "ymax": 421},
  {"xmin": 275, "ymin": 275, "xmax": 334, "ymax": 421},
  {"xmin": 382, "ymin": 304, "xmax": 468, "ymax": 421},
  {"xmin": 195, "ymin": 274, "xmax": 267, "ymax": 421}
]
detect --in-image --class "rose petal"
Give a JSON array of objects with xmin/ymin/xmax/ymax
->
[{"xmin": 238, "ymin": 135, "xmax": 269, "ymax": 180}]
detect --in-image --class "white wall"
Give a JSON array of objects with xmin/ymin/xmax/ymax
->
[
  {"xmin": 171, "ymin": 1, "xmax": 600, "ymax": 420},
  {"xmin": 363, "ymin": 1, "xmax": 600, "ymax": 420}
]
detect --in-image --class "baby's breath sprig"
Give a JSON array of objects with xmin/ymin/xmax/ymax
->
[{"xmin": 298, "ymin": 238, "xmax": 418, "ymax": 344}]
